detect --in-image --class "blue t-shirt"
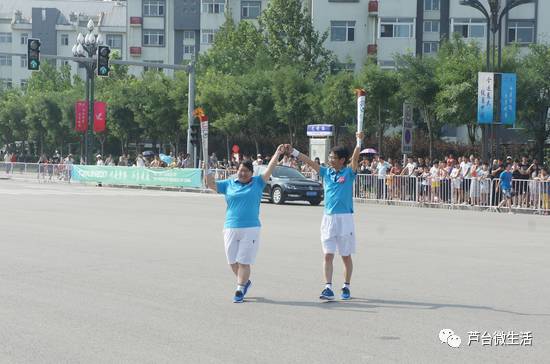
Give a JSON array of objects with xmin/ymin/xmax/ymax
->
[
  {"xmin": 320, "ymin": 166, "xmax": 356, "ymax": 215},
  {"xmin": 500, "ymin": 171, "xmax": 512, "ymax": 190},
  {"xmin": 216, "ymin": 175, "xmax": 266, "ymax": 228}
]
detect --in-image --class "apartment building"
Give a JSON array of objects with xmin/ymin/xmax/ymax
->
[
  {"xmin": 375, "ymin": 0, "xmax": 548, "ymax": 67},
  {"xmin": 0, "ymin": 0, "xmax": 126, "ymax": 88},
  {"xmin": 1, "ymin": 0, "xmax": 549, "ymax": 89}
]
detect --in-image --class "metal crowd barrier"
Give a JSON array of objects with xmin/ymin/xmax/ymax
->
[
  {"xmin": 1, "ymin": 162, "xmax": 72, "ymax": 183},
  {"xmin": 3, "ymin": 162, "xmax": 548, "ymax": 215},
  {"xmin": 353, "ymin": 174, "xmax": 549, "ymax": 215}
]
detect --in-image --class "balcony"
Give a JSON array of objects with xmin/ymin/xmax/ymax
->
[
  {"xmin": 130, "ymin": 17, "xmax": 142, "ymax": 26},
  {"xmin": 367, "ymin": 44, "xmax": 377, "ymax": 55},
  {"xmin": 129, "ymin": 47, "xmax": 142, "ymax": 56},
  {"xmin": 368, "ymin": 1, "xmax": 378, "ymax": 15}
]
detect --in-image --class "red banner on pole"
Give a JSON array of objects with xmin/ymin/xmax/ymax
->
[
  {"xmin": 93, "ymin": 101, "xmax": 106, "ymax": 133},
  {"xmin": 75, "ymin": 101, "xmax": 88, "ymax": 132}
]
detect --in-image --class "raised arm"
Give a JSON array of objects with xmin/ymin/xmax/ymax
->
[
  {"xmin": 205, "ymin": 172, "xmax": 217, "ymax": 192},
  {"xmin": 350, "ymin": 131, "xmax": 364, "ymax": 172},
  {"xmin": 262, "ymin": 145, "xmax": 285, "ymax": 182},
  {"xmin": 285, "ymin": 144, "xmax": 321, "ymax": 174}
]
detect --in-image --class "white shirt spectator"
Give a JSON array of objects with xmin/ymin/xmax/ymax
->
[
  {"xmin": 280, "ymin": 155, "xmax": 292, "ymax": 167},
  {"xmin": 253, "ymin": 157, "xmax": 263, "ymax": 167},
  {"xmin": 460, "ymin": 161, "xmax": 471, "ymax": 178},
  {"xmin": 430, "ymin": 165, "xmax": 439, "ymax": 179},
  {"xmin": 376, "ymin": 161, "xmax": 390, "ymax": 178},
  {"xmin": 136, "ymin": 156, "xmax": 146, "ymax": 167},
  {"xmin": 404, "ymin": 162, "xmax": 417, "ymax": 175}
]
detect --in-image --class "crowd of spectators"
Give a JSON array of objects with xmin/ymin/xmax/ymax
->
[
  {"xmin": 355, "ymin": 154, "xmax": 549, "ymax": 213},
  {"xmin": 2, "ymin": 148, "xmax": 548, "ymax": 213}
]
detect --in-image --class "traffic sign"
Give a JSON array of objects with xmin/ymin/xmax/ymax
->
[{"xmin": 402, "ymin": 103, "xmax": 413, "ymax": 154}]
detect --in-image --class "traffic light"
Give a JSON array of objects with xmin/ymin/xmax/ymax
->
[
  {"xmin": 97, "ymin": 45, "xmax": 110, "ymax": 77},
  {"xmin": 27, "ymin": 38, "xmax": 41, "ymax": 71},
  {"xmin": 190, "ymin": 124, "xmax": 200, "ymax": 145}
]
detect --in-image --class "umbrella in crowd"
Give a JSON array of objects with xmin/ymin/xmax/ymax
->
[
  {"xmin": 360, "ymin": 148, "xmax": 377, "ymax": 154},
  {"xmin": 142, "ymin": 150, "xmax": 154, "ymax": 157},
  {"xmin": 159, "ymin": 154, "xmax": 173, "ymax": 165}
]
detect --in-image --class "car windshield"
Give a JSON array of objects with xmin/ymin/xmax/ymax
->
[{"xmin": 273, "ymin": 167, "xmax": 306, "ymax": 179}]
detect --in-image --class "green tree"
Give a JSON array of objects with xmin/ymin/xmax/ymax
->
[
  {"xmin": 516, "ymin": 44, "xmax": 550, "ymax": 162},
  {"xmin": 358, "ymin": 60, "xmax": 400, "ymax": 154},
  {"xmin": 131, "ymin": 72, "xmax": 182, "ymax": 151},
  {"xmin": 396, "ymin": 54, "xmax": 440, "ymax": 159},
  {"xmin": 198, "ymin": 69, "xmax": 277, "ymax": 154},
  {"xmin": 271, "ymin": 65, "xmax": 314, "ymax": 146},
  {"xmin": 0, "ymin": 90, "xmax": 28, "ymax": 146},
  {"xmin": 260, "ymin": 0, "xmax": 333, "ymax": 78},
  {"xmin": 198, "ymin": 14, "xmax": 267, "ymax": 75},
  {"xmin": 315, "ymin": 71, "xmax": 356, "ymax": 145},
  {"xmin": 95, "ymin": 52, "xmax": 142, "ymax": 154},
  {"xmin": 435, "ymin": 35, "xmax": 483, "ymax": 146}
]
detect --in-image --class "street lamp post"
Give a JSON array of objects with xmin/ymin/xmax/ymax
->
[
  {"xmin": 72, "ymin": 19, "xmax": 103, "ymax": 165},
  {"xmin": 186, "ymin": 57, "xmax": 196, "ymax": 168},
  {"xmin": 459, "ymin": 0, "xmax": 534, "ymax": 161}
]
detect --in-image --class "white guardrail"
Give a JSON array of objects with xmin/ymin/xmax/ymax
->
[{"xmin": 2, "ymin": 162, "xmax": 548, "ymax": 215}]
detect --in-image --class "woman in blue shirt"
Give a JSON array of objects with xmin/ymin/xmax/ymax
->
[{"xmin": 206, "ymin": 145, "xmax": 284, "ymax": 302}]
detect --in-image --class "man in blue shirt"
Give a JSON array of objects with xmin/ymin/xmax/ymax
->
[
  {"xmin": 206, "ymin": 145, "xmax": 284, "ymax": 303},
  {"xmin": 287, "ymin": 132, "xmax": 363, "ymax": 300},
  {"xmin": 497, "ymin": 163, "xmax": 513, "ymax": 213}
]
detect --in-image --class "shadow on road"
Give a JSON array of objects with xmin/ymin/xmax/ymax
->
[{"xmin": 247, "ymin": 297, "xmax": 550, "ymax": 317}]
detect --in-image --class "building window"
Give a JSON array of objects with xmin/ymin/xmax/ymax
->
[
  {"xmin": 424, "ymin": 0, "xmax": 440, "ymax": 11},
  {"xmin": 143, "ymin": 0, "xmax": 165, "ymax": 16},
  {"xmin": 380, "ymin": 18, "xmax": 415, "ymax": 38},
  {"xmin": 379, "ymin": 60, "xmax": 396, "ymax": 69},
  {"xmin": 423, "ymin": 41, "xmax": 439, "ymax": 54},
  {"xmin": 106, "ymin": 34, "xmax": 123, "ymax": 49},
  {"xmin": 143, "ymin": 30, "xmax": 165, "ymax": 46},
  {"xmin": 183, "ymin": 45, "xmax": 196, "ymax": 58},
  {"xmin": 20, "ymin": 79, "xmax": 28, "ymax": 89},
  {"xmin": 241, "ymin": 1, "xmax": 261, "ymax": 19},
  {"xmin": 144, "ymin": 60, "xmax": 163, "ymax": 72},
  {"xmin": 0, "ymin": 79, "xmax": 12, "ymax": 88},
  {"xmin": 60, "ymin": 34, "xmax": 69, "ymax": 46},
  {"xmin": 201, "ymin": 29, "xmax": 217, "ymax": 44},
  {"xmin": 20, "ymin": 56, "xmax": 27, "ymax": 68},
  {"xmin": 183, "ymin": 31, "xmax": 195, "ymax": 41},
  {"xmin": 0, "ymin": 55, "xmax": 12, "ymax": 66},
  {"xmin": 453, "ymin": 19, "xmax": 485, "ymax": 38},
  {"xmin": 202, "ymin": 0, "xmax": 225, "ymax": 14},
  {"xmin": 62, "ymin": 60, "xmax": 70, "ymax": 67},
  {"xmin": 21, "ymin": 33, "xmax": 28, "ymax": 45},
  {"xmin": 424, "ymin": 20, "xmax": 440, "ymax": 33},
  {"xmin": 330, "ymin": 62, "xmax": 355, "ymax": 74},
  {"xmin": 330, "ymin": 21, "xmax": 356, "ymax": 42},
  {"xmin": 0, "ymin": 32, "xmax": 12, "ymax": 43},
  {"xmin": 508, "ymin": 21, "xmax": 535, "ymax": 44}
]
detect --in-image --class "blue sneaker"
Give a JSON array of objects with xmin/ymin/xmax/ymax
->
[
  {"xmin": 233, "ymin": 290, "xmax": 244, "ymax": 303},
  {"xmin": 340, "ymin": 287, "xmax": 351, "ymax": 300},
  {"xmin": 319, "ymin": 287, "xmax": 335, "ymax": 300},
  {"xmin": 243, "ymin": 280, "xmax": 252, "ymax": 297}
]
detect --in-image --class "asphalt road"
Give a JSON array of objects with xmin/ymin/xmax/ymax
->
[{"xmin": 1, "ymin": 179, "xmax": 549, "ymax": 363}]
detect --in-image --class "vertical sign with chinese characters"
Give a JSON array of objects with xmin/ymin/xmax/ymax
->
[
  {"xmin": 500, "ymin": 73, "xmax": 516, "ymax": 125},
  {"xmin": 75, "ymin": 101, "xmax": 88, "ymax": 132},
  {"xmin": 402, "ymin": 102, "xmax": 413, "ymax": 154},
  {"xmin": 200, "ymin": 116, "xmax": 208, "ymax": 171},
  {"xmin": 477, "ymin": 72, "xmax": 494, "ymax": 124}
]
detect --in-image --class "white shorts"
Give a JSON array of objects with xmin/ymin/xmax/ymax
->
[
  {"xmin": 223, "ymin": 227, "xmax": 261, "ymax": 265},
  {"xmin": 320, "ymin": 214, "xmax": 356, "ymax": 256}
]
